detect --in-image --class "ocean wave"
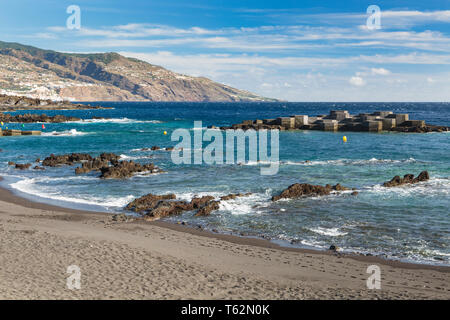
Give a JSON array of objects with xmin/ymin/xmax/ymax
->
[
  {"xmin": 41, "ymin": 129, "xmax": 88, "ymax": 137},
  {"xmin": 299, "ymin": 239, "xmax": 327, "ymax": 249},
  {"xmin": 10, "ymin": 177, "xmax": 134, "ymax": 208},
  {"xmin": 219, "ymin": 193, "xmax": 268, "ymax": 215},
  {"xmin": 119, "ymin": 154, "xmax": 152, "ymax": 161},
  {"xmin": 68, "ymin": 118, "xmax": 163, "ymax": 124},
  {"xmin": 281, "ymin": 157, "xmax": 418, "ymax": 166},
  {"xmin": 307, "ymin": 227, "xmax": 348, "ymax": 237},
  {"xmin": 366, "ymin": 177, "xmax": 450, "ymax": 197}
]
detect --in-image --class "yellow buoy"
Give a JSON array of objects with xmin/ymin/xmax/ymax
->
[
  {"xmin": 163, "ymin": 131, "xmax": 167, "ymax": 135},
  {"xmin": 343, "ymin": 136, "xmax": 347, "ymax": 143}
]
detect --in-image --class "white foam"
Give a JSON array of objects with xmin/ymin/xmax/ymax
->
[
  {"xmin": 308, "ymin": 227, "xmax": 348, "ymax": 237},
  {"xmin": 41, "ymin": 129, "xmax": 88, "ymax": 137},
  {"xmin": 10, "ymin": 177, "xmax": 134, "ymax": 208},
  {"xmin": 119, "ymin": 154, "xmax": 151, "ymax": 161},
  {"xmin": 367, "ymin": 177, "xmax": 450, "ymax": 197},
  {"xmin": 300, "ymin": 239, "xmax": 327, "ymax": 248},
  {"xmin": 282, "ymin": 157, "xmax": 419, "ymax": 166}
]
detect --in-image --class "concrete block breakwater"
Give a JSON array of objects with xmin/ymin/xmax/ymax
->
[
  {"xmin": 0, "ymin": 128, "xmax": 41, "ymax": 136},
  {"xmin": 215, "ymin": 110, "xmax": 449, "ymax": 133}
]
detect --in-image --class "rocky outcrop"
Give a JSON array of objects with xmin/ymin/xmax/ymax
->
[
  {"xmin": 40, "ymin": 152, "xmax": 161, "ymax": 179},
  {"xmin": 220, "ymin": 192, "xmax": 252, "ymax": 201},
  {"xmin": 125, "ymin": 193, "xmax": 192, "ymax": 220},
  {"xmin": 42, "ymin": 153, "xmax": 93, "ymax": 167},
  {"xmin": 0, "ymin": 113, "xmax": 81, "ymax": 123},
  {"xmin": 190, "ymin": 196, "xmax": 215, "ymax": 209},
  {"xmin": 99, "ymin": 160, "xmax": 162, "ymax": 179},
  {"xmin": 126, "ymin": 193, "xmax": 177, "ymax": 212},
  {"xmin": 195, "ymin": 200, "xmax": 220, "ymax": 217},
  {"xmin": 382, "ymin": 171, "xmax": 430, "ymax": 187},
  {"xmin": 74, "ymin": 153, "xmax": 120, "ymax": 174},
  {"xmin": 272, "ymin": 183, "xmax": 350, "ymax": 201},
  {"xmin": 14, "ymin": 163, "xmax": 31, "ymax": 170},
  {"xmin": 125, "ymin": 192, "xmax": 252, "ymax": 220}
]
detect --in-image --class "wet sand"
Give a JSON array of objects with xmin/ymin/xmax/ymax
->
[{"xmin": 0, "ymin": 183, "xmax": 448, "ymax": 299}]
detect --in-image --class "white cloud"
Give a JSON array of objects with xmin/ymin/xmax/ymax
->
[
  {"xmin": 371, "ymin": 68, "xmax": 391, "ymax": 75},
  {"xmin": 349, "ymin": 76, "xmax": 366, "ymax": 86}
]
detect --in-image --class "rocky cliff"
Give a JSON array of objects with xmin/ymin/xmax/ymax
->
[{"xmin": 0, "ymin": 41, "xmax": 276, "ymax": 102}]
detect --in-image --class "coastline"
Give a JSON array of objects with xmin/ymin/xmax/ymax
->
[
  {"xmin": 0, "ymin": 178, "xmax": 449, "ymax": 299},
  {"xmin": 1, "ymin": 178, "xmax": 449, "ymax": 271}
]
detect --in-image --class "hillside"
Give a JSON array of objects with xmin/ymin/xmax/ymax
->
[{"xmin": 0, "ymin": 41, "xmax": 276, "ymax": 102}]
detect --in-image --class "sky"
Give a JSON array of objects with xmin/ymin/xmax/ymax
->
[{"xmin": 0, "ymin": 0, "xmax": 449, "ymax": 102}]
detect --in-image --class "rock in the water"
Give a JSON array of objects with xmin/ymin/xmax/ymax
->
[
  {"xmin": 74, "ymin": 153, "xmax": 121, "ymax": 174},
  {"xmin": 42, "ymin": 153, "xmax": 93, "ymax": 167},
  {"xmin": 0, "ymin": 113, "xmax": 81, "ymax": 123},
  {"xmin": 272, "ymin": 183, "xmax": 351, "ymax": 201},
  {"xmin": 125, "ymin": 192, "xmax": 231, "ymax": 220},
  {"xmin": 7, "ymin": 161, "xmax": 15, "ymax": 166},
  {"xmin": 195, "ymin": 201, "xmax": 220, "ymax": 216},
  {"xmin": 99, "ymin": 160, "xmax": 162, "ymax": 179},
  {"xmin": 191, "ymin": 196, "xmax": 215, "ymax": 208},
  {"xmin": 33, "ymin": 166, "xmax": 45, "ymax": 170},
  {"xmin": 150, "ymin": 200, "xmax": 192, "ymax": 219},
  {"xmin": 382, "ymin": 171, "xmax": 430, "ymax": 187},
  {"xmin": 220, "ymin": 192, "xmax": 252, "ymax": 201},
  {"xmin": 75, "ymin": 157, "xmax": 109, "ymax": 174},
  {"xmin": 126, "ymin": 193, "xmax": 177, "ymax": 212},
  {"xmin": 151, "ymin": 146, "xmax": 160, "ymax": 151},
  {"xmin": 126, "ymin": 193, "xmax": 191, "ymax": 220},
  {"xmin": 15, "ymin": 163, "xmax": 31, "ymax": 170}
]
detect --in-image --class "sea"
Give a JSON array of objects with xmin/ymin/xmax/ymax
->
[{"xmin": 1, "ymin": 102, "xmax": 449, "ymax": 265}]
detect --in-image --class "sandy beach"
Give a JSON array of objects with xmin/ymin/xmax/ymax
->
[{"xmin": 0, "ymin": 184, "xmax": 448, "ymax": 300}]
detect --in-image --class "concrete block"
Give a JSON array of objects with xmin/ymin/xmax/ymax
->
[
  {"xmin": 276, "ymin": 117, "xmax": 295, "ymax": 129},
  {"xmin": 308, "ymin": 116, "xmax": 322, "ymax": 124},
  {"xmin": 329, "ymin": 110, "xmax": 350, "ymax": 120},
  {"xmin": 387, "ymin": 113, "xmax": 409, "ymax": 125},
  {"xmin": 363, "ymin": 121, "xmax": 382, "ymax": 132},
  {"xmin": 381, "ymin": 118, "xmax": 396, "ymax": 130},
  {"xmin": 322, "ymin": 121, "xmax": 338, "ymax": 131},
  {"xmin": 292, "ymin": 115, "xmax": 309, "ymax": 128},
  {"xmin": 361, "ymin": 115, "xmax": 380, "ymax": 121},
  {"xmin": 3, "ymin": 130, "xmax": 21, "ymax": 136},
  {"xmin": 21, "ymin": 131, "xmax": 42, "ymax": 136}
]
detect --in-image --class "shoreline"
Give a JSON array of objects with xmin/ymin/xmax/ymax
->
[
  {"xmin": 0, "ymin": 177, "xmax": 449, "ymax": 299},
  {"xmin": 1, "ymin": 177, "xmax": 448, "ymax": 272}
]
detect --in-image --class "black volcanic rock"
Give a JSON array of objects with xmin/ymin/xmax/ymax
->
[{"xmin": 383, "ymin": 171, "xmax": 430, "ymax": 187}]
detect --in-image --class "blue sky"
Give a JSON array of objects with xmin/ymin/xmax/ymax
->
[{"xmin": 1, "ymin": 0, "xmax": 449, "ymax": 101}]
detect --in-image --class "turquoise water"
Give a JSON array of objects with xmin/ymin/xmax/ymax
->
[{"xmin": 1, "ymin": 102, "xmax": 449, "ymax": 265}]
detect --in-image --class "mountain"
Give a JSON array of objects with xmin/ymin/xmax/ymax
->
[{"xmin": 0, "ymin": 41, "xmax": 277, "ymax": 102}]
